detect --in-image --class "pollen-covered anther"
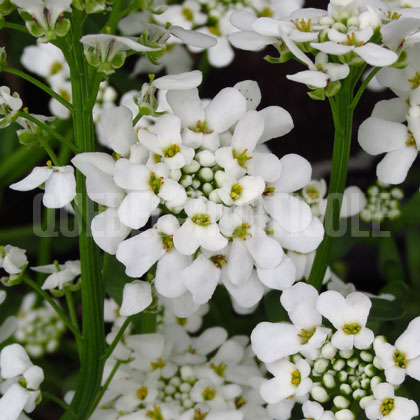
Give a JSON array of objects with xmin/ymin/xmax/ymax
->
[
  {"xmin": 163, "ymin": 144, "xmax": 180, "ymax": 158},
  {"xmin": 343, "ymin": 323, "xmax": 361, "ymax": 335},
  {"xmin": 232, "ymin": 148, "xmax": 252, "ymax": 169},
  {"xmin": 191, "ymin": 213, "xmax": 211, "ymax": 226},
  {"xmin": 393, "ymin": 350, "xmax": 407, "ymax": 369}
]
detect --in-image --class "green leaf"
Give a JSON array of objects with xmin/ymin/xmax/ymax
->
[
  {"xmin": 369, "ymin": 297, "xmax": 405, "ymax": 321},
  {"xmin": 400, "ymin": 193, "xmax": 420, "ymax": 225},
  {"xmin": 406, "ymin": 228, "xmax": 420, "ymax": 288},
  {"xmin": 378, "ymin": 236, "xmax": 405, "ymax": 283}
]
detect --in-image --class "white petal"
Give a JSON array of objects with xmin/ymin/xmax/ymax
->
[
  {"xmin": 43, "ymin": 168, "xmax": 76, "ymax": 208},
  {"xmin": 182, "ymin": 254, "xmax": 220, "ymax": 304},
  {"xmin": 372, "ymin": 99, "xmax": 409, "ymax": 123},
  {"xmin": 205, "ymin": 88, "xmax": 247, "ymax": 133},
  {"xmin": 113, "ymin": 159, "xmax": 150, "ymax": 190},
  {"xmin": 317, "ymin": 290, "xmax": 346, "ymax": 329},
  {"xmin": 91, "ymin": 208, "xmax": 130, "ymax": 255},
  {"xmin": 264, "ymin": 193, "xmax": 313, "ymax": 233},
  {"xmin": 407, "ymin": 357, "xmax": 420, "ymax": 381},
  {"xmin": 234, "ymin": 80, "xmax": 261, "ymax": 110},
  {"xmin": 99, "ymin": 106, "xmax": 136, "ymax": 156},
  {"xmin": 197, "ymin": 224, "xmax": 228, "ymax": 252},
  {"xmin": 331, "ymin": 330, "xmax": 354, "ymax": 350},
  {"xmin": 311, "ymin": 41, "xmax": 353, "ymax": 55},
  {"xmin": 166, "ymin": 88, "xmax": 204, "ymax": 128},
  {"xmin": 155, "ymin": 251, "xmax": 190, "ymax": 298},
  {"xmin": 230, "ymin": 10, "xmax": 257, "ymax": 31},
  {"xmin": 170, "ymin": 26, "xmax": 217, "ymax": 48},
  {"xmin": 207, "ymin": 36, "xmax": 235, "ymax": 68},
  {"xmin": 273, "ymin": 154, "xmax": 312, "ymax": 192},
  {"xmin": 156, "ymin": 114, "xmax": 182, "ymax": 148},
  {"xmin": 229, "ymin": 31, "xmax": 276, "ymax": 51},
  {"xmin": 153, "ymin": 70, "xmax": 202, "ymax": 90},
  {"xmin": 231, "ymin": 110, "xmax": 264, "ymax": 152},
  {"xmin": 247, "ymin": 152, "xmax": 283, "ymax": 182},
  {"xmin": 257, "ymin": 255, "xmax": 296, "ymax": 290},
  {"xmin": 71, "ymin": 152, "xmax": 115, "ymax": 176},
  {"xmin": 0, "ymin": 317, "xmax": 17, "ymax": 344},
  {"xmin": 224, "ymin": 271, "xmax": 264, "ymax": 308},
  {"xmin": 354, "ymin": 327, "xmax": 374, "ymax": 349},
  {"xmin": 287, "ymin": 70, "xmax": 329, "ymax": 88},
  {"xmin": 173, "ymin": 219, "xmax": 200, "ymax": 255},
  {"xmin": 245, "ymin": 231, "xmax": 284, "ymax": 269},
  {"xmin": 340, "ymin": 186, "xmax": 367, "ymax": 218},
  {"xmin": 260, "ymin": 376, "xmax": 296, "ymax": 404},
  {"xmin": 118, "ymin": 191, "xmax": 159, "ymax": 229},
  {"xmin": 358, "ymin": 117, "xmax": 408, "ymax": 155},
  {"xmin": 251, "ymin": 322, "xmax": 301, "ymax": 363},
  {"xmin": 354, "ymin": 44, "xmax": 398, "ymax": 67},
  {"xmin": 116, "ymin": 229, "xmax": 166, "ymax": 278},
  {"xmin": 377, "ymin": 147, "xmax": 417, "ymax": 184},
  {"xmin": 120, "ymin": 281, "xmax": 152, "ymax": 316},
  {"xmin": 0, "ymin": 383, "xmax": 29, "ymax": 420},
  {"xmin": 10, "ymin": 166, "xmax": 52, "ymax": 191},
  {"xmin": 0, "ymin": 344, "xmax": 32, "ymax": 378},
  {"xmin": 258, "ymin": 106, "xmax": 294, "ymax": 143},
  {"xmin": 228, "ymin": 239, "xmax": 253, "ymax": 285}
]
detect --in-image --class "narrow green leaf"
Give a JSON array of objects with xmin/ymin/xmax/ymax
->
[{"xmin": 369, "ymin": 297, "xmax": 405, "ymax": 321}]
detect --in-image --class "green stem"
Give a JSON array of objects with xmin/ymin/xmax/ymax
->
[
  {"xmin": 351, "ymin": 67, "xmax": 381, "ymax": 110},
  {"xmin": 133, "ymin": 111, "xmax": 142, "ymax": 126},
  {"xmin": 3, "ymin": 67, "xmax": 73, "ymax": 112},
  {"xmin": 101, "ymin": 0, "xmax": 125, "ymax": 34},
  {"xmin": 88, "ymin": 360, "xmax": 122, "ymax": 416},
  {"xmin": 102, "ymin": 317, "xmax": 131, "ymax": 361},
  {"xmin": 22, "ymin": 275, "xmax": 81, "ymax": 339},
  {"xmin": 308, "ymin": 76, "xmax": 356, "ymax": 290},
  {"xmin": 42, "ymin": 391, "xmax": 74, "ymax": 414},
  {"xmin": 65, "ymin": 290, "xmax": 82, "ymax": 356},
  {"xmin": 17, "ymin": 111, "xmax": 79, "ymax": 153},
  {"xmin": 1, "ymin": 22, "xmax": 29, "ymax": 34},
  {"xmin": 140, "ymin": 312, "xmax": 158, "ymax": 333},
  {"xmin": 60, "ymin": 10, "xmax": 106, "ymax": 420}
]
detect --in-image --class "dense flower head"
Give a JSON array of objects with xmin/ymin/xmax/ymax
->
[
  {"xmin": 251, "ymin": 283, "xmax": 420, "ymax": 420},
  {"xmin": 0, "ymin": 244, "xmax": 28, "ymax": 286},
  {"xmin": 92, "ymin": 325, "xmax": 269, "ymax": 420},
  {"xmin": 73, "ymin": 70, "xmax": 325, "ymax": 317},
  {"xmin": 0, "ymin": 86, "xmax": 22, "ymax": 128}
]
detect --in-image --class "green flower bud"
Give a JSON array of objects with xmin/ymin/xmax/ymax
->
[
  {"xmin": 334, "ymin": 395, "xmax": 350, "ymax": 409},
  {"xmin": 183, "ymin": 160, "xmax": 200, "ymax": 174},
  {"xmin": 340, "ymin": 383, "xmax": 352, "ymax": 395}
]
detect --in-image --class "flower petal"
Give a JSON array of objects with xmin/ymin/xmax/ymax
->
[
  {"xmin": 258, "ymin": 106, "xmax": 294, "ymax": 143},
  {"xmin": 273, "ymin": 154, "xmax": 312, "ymax": 192},
  {"xmin": 118, "ymin": 191, "xmax": 160, "ymax": 229},
  {"xmin": 377, "ymin": 147, "xmax": 418, "ymax": 185},
  {"xmin": 10, "ymin": 166, "xmax": 52, "ymax": 191},
  {"xmin": 120, "ymin": 281, "xmax": 152, "ymax": 316}
]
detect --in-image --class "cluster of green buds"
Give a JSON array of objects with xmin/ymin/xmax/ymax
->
[
  {"xmin": 360, "ymin": 182, "xmax": 404, "ymax": 223},
  {"xmin": 16, "ymin": 110, "xmax": 56, "ymax": 148},
  {"xmin": 15, "ymin": 295, "xmax": 66, "ymax": 358},
  {"xmin": 177, "ymin": 149, "xmax": 225, "ymax": 202},
  {"xmin": 72, "ymin": 0, "xmax": 113, "ymax": 14},
  {"xmin": 303, "ymin": 342, "xmax": 385, "ymax": 419}
]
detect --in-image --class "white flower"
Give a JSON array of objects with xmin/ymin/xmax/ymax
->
[
  {"xmin": 0, "ymin": 291, "xmax": 17, "ymax": 345},
  {"xmin": 138, "ymin": 114, "xmax": 195, "ymax": 169},
  {"xmin": 0, "ymin": 86, "xmax": 22, "ymax": 128},
  {"xmin": 374, "ymin": 316, "xmax": 420, "ymax": 385},
  {"xmin": 173, "ymin": 198, "xmax": 227, "ymax": 255},
  {"xmin": 317, "ymin": 290, "xmax": 374, "ymax": 350},
  {"xmin": 301, "ymin": 400, "xmax": 336, "ymax": 420},
  {"xmin": 365, "ymin": 382, "xmax": 419, "ymax": 420},
  {"xmin": 0, "ymin": 245, "xmax": 28, "ymax": 276},
  {"xmin": 20, "ymin": 42, "xmax": 69, "ymax": 83},
  {"xmin": 260, "ymin": 358, "xmax": 312, "ymax": 404},
  {"xmin": 120, "ymin": 280, "xmax": 153, "ymax": 316},
  {"xmin": 0, "ymin": 344, "xmax": 44, "ymax": 419},
  {"xmin": 10, "ymin": 165, "xmax": 76, "ymax": 209},
  {"xmin": 31, "ymin": 260, "xmax": 80, "ymax": 291},
  {"xmin": 358, "ymin": 108, "xmax": 419, "ymax": 185}
]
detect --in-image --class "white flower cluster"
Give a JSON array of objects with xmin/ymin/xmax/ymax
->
[
  {"xmin": 0, "ymin": 343, "xmax": 44, "ymax": 420},
  {"xmin": 359, "ymin": 43, "xmax": 420, "ymax": 185},
  {"xmin": 14, "ymin": 294, "xmax": 66, "ymax": 358},
  {"xmin": 360, "ymin": 182, "xmax": 404, "ymax": 222},
  {"xmin": 0, "ymin": 244, "xmax": 28, "ymax": 286},
  {"xmin": 251, "ymin": 283, "xmax": 420, "ymax": 420},
  {"xmin": 228, "ymin": 0, "xmax": 420, "ymax": 93},
  {"xmin": 73, "ymin": 70, "xmax": 325, "ymax": 317},
  {"xmin": 92, "ymin": 325, "xmax": 269, "ymax": 420},
  {"xmin": 149, "ymin": 0, "xmax": 303, "ymax": 68},
  {"xmin": 20, "ymin": 42, "xmax": 71, "ymax": 119}
]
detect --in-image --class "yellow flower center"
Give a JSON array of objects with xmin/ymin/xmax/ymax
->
[
  {"xmin": 259, "ymin": 7, "xmax": 273, "ymax": 17},
  {"xmin": 176, "ymin": 317, "xmax": 187, "ymax": 326},
  {"xmin": 235, "ymin": 396, "xmax": 247, "ymax": 409},
  {"xmin": 230, "ymin": 183, "xmax": 243, "ymax": 201},
  {"xmin": 298, "ymin": 327, "xmax": 316, "ymax": 345},
  {"xmin": 182, "ymin": 7, "xmax": 194, "ymax": 21},
  {"xmin": 160, "ymin": 233, "xmax": 174, "ymax": 251},
  {"xmin": 393, "ymin": 350, "xmax": 408, "ymax": 369},
  {"xmin": 149, "ymin": 172, "xmax": 163, "ymax": 194},
  {"xmin": 291, "ymin": 370, "xmax": 301, "ymax": 386},
  {"xmin": 293, "ymin": 18, "xmax": 312, "ymax": 32},
  {"xmin": 191, "ymin": 213, "xmax": 210, "ymax": 226},
  {"xmin": 163, "ymin": 144, "xmax": 180, "ymax": 158},
  {"xmin": 188, "ymin": 120, "xmax": 213, "ymax": 134},
  {"xmin": 146, "ymin": 405, "xmax": 164, "ymax": 420},
  {"xmin": 408, "ymin": 72, "xmax": 420, "ymax": 89},
  {"xmin": 211, "ymin": 362, "xmax": 227, "ymax": 377},
  {"xmin": 50, "ymin": 61, "xmax": 63, "ymax": 75},
  {"xmin": 194, "ymin": 409, "xmax": 208, "ymax": 420},
  {"xmin": 343, "ymin": 323, "xmax": 361, "ymax": 335},
  {"xmin": 150, "ymin": 358, "xmax": 165, "ymax": 370},
  {"xmin": 233, "ymin": 148, "xmax": 252, "ymax": 169},
  {"xmin": 202, "ymin": 386, "xmax": 216, "ymax": 401},
  {"xmin": 232, "ymin": 223, "xmax": 251, "ymax": 240},
  {"xmin": 137, "ymin": 386, "xmax": 148, "ymax": 400},
  {"xmin": 305, "ymin": 187, "xmax": 320, "ymax": 200},
  {"xmin": 59, "ymin": 89, "xmax": 71, "ymax": 101},
  {"xmin": 380, "ymin": 398, "xmax": 395, "ymax": 415},
  {"xmin": 210, "ymin": 254, "xmax": 227, "ymax": 269}
]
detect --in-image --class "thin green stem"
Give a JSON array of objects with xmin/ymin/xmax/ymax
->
[
  {"xmin": 86, "ymin": 71, "xmax": 104, "ymax": 111},
  {"xmin": 65, "ymin": 290, "xmax": 82, "ymax": 356},
  {"xmin": 308, "ymin": 76, "xmax": 356, "ymax": 290},
  {"xmin": 0, "ymin": 225, "xmax": 41, "ymax": 241},
  {"xmin": 22, "ymin": 275, "xmax": 81, "ymax": 339},
  {"xmin": 88, "ymin": 360, "xmax": 122, "ymax": 416},
  {"xmin": 351, "ymin": 67, "xmax": 381, "ymax": 110},
  {"xmin": 38, "ymin": 137, "xmax": 60, "ymax": 166},
  {"xmin": 60, "ymin": 9, "xmax": 106, "ymax": 420},
  {"xmin": 36, "ymin": 208, "xmax": 54, "ymax": 283},
  {"xmin": 1, "ymin": 22, "xmax": 29, "ymax": 34},
  {"xmin": 101, "ymin": 0, "xmax": 125, "ymax": 34},
  {"xmin": 102, "ymin": 317, "xmax": 131, "ymax": 361},
  {"xmin": 17, "ymin": 111, "xmax": 79, "ymax": 153},
  {"xmin": 3, "ymin": 67, "xmax": 73, "ymax": 112},
  {"xmin": 42, "ymin": 391, "xmax": 74, "ymax": 415},
  {"xmin": 133, "ymin": 111, "xmax": 142, "ymax": 126}
]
